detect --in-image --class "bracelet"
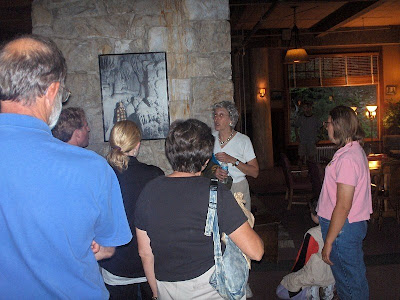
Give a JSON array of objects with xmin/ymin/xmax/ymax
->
[{"xmin": 152, "ymin": 297, "xmax": 158, "ymax": 300}]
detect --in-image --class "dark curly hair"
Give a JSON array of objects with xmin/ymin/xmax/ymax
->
[{"xmin": 165, "ymin": 119, "xmax": 214, "ymax": 173}]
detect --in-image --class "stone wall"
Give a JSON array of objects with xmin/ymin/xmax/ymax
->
[{"xmin": 32, "ymin": 0, "xmax": 233, "ymax": 172}]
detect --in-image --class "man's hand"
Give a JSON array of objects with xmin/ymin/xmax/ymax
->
[
  {"xmin": 322, "ymin": 242, "xmax": 334, "ymax": 266},
  {"xmin": 91, "ymin": 241, "xmax": 100, "ymax": 254},
  {"xmin": 91, "ymin": 240, "xmax": 115, "ymax": 261}
]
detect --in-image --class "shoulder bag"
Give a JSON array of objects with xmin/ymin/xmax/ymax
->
[{"xmin": 204, "ymin": 179, "xmax": 249, "ymax": 300}]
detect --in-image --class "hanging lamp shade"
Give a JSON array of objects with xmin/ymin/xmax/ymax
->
[
  {"xmin": 284, "ymin": 48, "xmax": 309, "ymax": 64},
  {"xmin": 284, "ymin": 7, "xmax": 309, "ymax": 64}
]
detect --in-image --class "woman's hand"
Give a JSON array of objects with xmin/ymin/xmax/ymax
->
[
  {"xmin": 322, "ymin": 242, "xmax": 334, "ymax": 265},
  {"xmin": 215, "ymin": 152, "xmax": 235, "ymax": 164},
  {"xmin": 215, "ymin": 152, "xmax": 259, "ymax": 179},
  {"xmin": 215, "ymin": 166, "xmax": 228, "ymax": 181}
]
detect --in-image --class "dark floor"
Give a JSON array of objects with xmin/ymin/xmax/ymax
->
[{"xmin": 247, "ymin": 170, "xmax": 400, "ymax": 299}]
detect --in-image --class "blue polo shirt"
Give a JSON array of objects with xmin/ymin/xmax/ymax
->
[{"xmin": 0, "ymin": 113, "xmax": 132, "ymax": 299}]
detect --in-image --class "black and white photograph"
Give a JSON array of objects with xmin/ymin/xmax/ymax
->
[{"xmin": 99, "ymin": 52, "xmax": 169, "ymax": 141}]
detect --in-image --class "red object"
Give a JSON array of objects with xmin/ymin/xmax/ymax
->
[{"xmin": 291, "ymin": 233, "xmax": 319, "ymax": 272}]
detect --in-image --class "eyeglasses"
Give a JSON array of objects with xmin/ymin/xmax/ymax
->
[
  {"xmin": 323, "ymin": 121, "xmax": 332, "ymax": 128},
  {"xmin": 59, "ymin": 85, "xmax": 71, "ymax": 103}
]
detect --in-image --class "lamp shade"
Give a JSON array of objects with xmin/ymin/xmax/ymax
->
[
  {"xmin": 366, "ymin": 105, "xmax": 377, "ymax": 112},
  {"xmin": 284, "ymin": 48, "xmax": 309, "ymax": 64}
]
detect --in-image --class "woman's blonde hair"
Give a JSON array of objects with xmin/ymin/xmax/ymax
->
[{"xmin": 106, "ymin": 120, "xmax": 142, "ymax": 172}]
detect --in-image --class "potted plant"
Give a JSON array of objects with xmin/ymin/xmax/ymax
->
[
  {"xmin": 383, "ymin": 101, "xmax": 400, "ymax": 154},
  {"xmin": 383, "ymin": 101, "xmax": 400, "ymax": 134}
]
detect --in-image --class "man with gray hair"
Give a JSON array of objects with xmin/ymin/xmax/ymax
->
[
  {"xmin": 52, "ymin": 107, "xmax": 91, "ymax": 147},
  {"xmin": 0, "ymin": 35, "xmax": 132, "ymax": 299}
]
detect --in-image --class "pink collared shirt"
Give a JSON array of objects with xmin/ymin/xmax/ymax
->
[{"xmin": 317, "ymin": 141, "xmax": 372, "ymax": 223}]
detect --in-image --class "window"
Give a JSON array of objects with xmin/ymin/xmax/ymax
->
[
  {"xmin": 288, "ymin": 52, "xmax": 380, "ymax": 143},
  {"xmin": 289, "ymin": 85, "xmax": 378, "ymax": 143},
  {"xmin": 288, "ymin": 53, "xmax": 379, "ymax": 88}
]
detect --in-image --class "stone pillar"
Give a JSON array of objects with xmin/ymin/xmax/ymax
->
[{"xmin": 32, "ymin": 0, "xmax": 232, "ymax": 173}]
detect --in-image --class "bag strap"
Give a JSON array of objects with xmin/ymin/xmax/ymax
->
[
  {"xmin": 204, "ymin": 179, "xmax": 223, "ymax": 268},
  {"xmin": 204, "ymin": 178, "xmax": 218, "ymax": 236}
]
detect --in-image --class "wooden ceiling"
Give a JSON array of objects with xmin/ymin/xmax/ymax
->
[{"xmin": 230, "ymin": 0, "xmax": 400, "ymax": 50}]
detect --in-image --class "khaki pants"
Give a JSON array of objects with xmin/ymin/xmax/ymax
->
[{"xmin": 157, "ymin": 266, "xmax": 231, "ymax": 300}]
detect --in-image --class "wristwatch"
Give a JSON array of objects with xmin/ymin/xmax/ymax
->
[{"xmin": 234, "ymin": 159, "xmax": 240, "ymax": 166}]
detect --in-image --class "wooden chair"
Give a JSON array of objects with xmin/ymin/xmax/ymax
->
[
  {"xmin": 280, "ymin": 153, "xmax": 313, "ymax": 210},
  {"xmin": 373, "ymin": 160, "xmax": 400, "ymax": 230}
]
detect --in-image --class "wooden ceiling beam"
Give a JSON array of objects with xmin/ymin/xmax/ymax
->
[
  {"xmin": 311, "ymin": 0, "xmax": 385, "ymax": 37},
  {"xmin": 233, "ymin": 0, "xmax": 279, "ymax": 52},
  {"xmin": 232, "ymin": 28, "xmax": 283, "ymax": 39},
  {"xmin": 235, "ymin": 25, "xmax": 400, "ymax": 49}
]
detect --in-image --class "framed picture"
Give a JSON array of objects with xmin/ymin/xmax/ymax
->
[
  {"xmin": 270, "ymin": 90, "xmax": 283, "ymax": 101},
  {"xmin": 99, "ymin": 52, "xmax": 170, "ymax": 141},
  {"xmin": 386, "ymin": 85, "xmax": 397, "ymax": 95}
]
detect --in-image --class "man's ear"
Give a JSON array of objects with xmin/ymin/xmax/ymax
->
[
  {"xmin": 69, "ymin": 128, "xmax": 81, "ymax": 144},
  {"xmin": 74, "ymin": 128, "xmax": 82, "ymax": 139},
  {"xmin": 45, "ymin": 82, "xmax": 60, "ymax": 106}
]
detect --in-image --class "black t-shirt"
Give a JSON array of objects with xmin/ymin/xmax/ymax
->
[
  {"xmin": 100, "ymin": 158, "xmax": 164, "ymax": 278},
  {"xmin": 135, "ymin": 175, "xmax": 247, "ymax": 282}
]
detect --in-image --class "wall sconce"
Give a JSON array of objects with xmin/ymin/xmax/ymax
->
[
  {"xmin": 351, "ymin": 106, "xmax": 357, "ymax": 115},
  {"xmin": 259, "ymin": 88, "xmax": 266, "ymax": 98}
]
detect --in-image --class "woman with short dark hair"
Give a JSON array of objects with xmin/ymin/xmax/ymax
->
[
  {"xmin": 317, "ymin": 106, "xmax": 372, "ymax": 299},
  {"xmin": 135, "ymin": 119, "xmax": 264, "ymax": 299},
  {"xmin": 164, "ymin": 119, "xmax": 214, "ymax": 173}
]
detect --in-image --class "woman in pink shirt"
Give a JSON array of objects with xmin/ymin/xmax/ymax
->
[{"xmin": 317, "ymin": 106, "xmax": 372, "ymax": 299}]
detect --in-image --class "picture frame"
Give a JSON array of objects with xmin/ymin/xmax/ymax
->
[
  {"xmin": 270, "ymin": 90, "xmax": 283, "ymax": 101},
  {"xmin": 386, "ymin": 85, "xmax": 397, "ymax": 95},
  {"xmin": 99, "ymin": 52, "xmax": 170, "ymax": 141}
]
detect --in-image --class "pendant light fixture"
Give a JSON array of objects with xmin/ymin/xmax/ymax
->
[{"xmin": 284, "ymin": 6, "xmax": 309, "ymax": 64}]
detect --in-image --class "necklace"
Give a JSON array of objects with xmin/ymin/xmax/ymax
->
[{"xmin": 219, "ymin": 130, "xmax": 235, "ymax": 146}]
